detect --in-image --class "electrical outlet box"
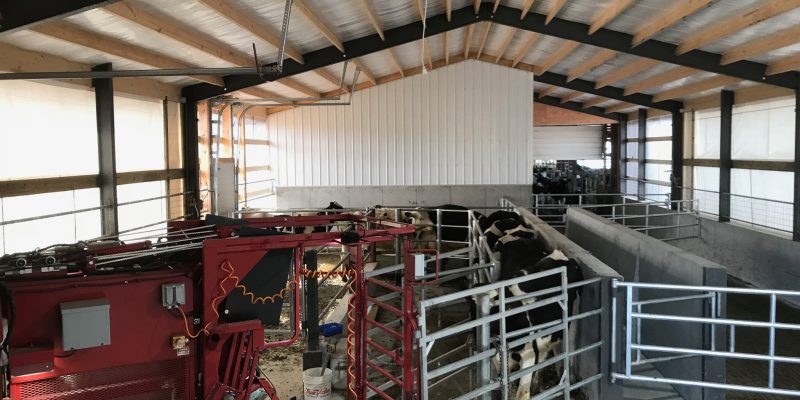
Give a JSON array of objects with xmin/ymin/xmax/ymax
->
[
  {"xmin": 162, "ymin": 283, "xmax": 186, "ymax": 309},
  {"xmin": 60, "ymin": 298, "xmax": 110, "ymax": 350},
  {"xmin": 414, "ymin": 253, "xmax": 426, "ymax": 278}
]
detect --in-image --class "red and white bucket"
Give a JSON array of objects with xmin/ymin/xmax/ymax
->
[{"xmin": 302, "ymin": 368, "xmax": 332, "ymax": 400}]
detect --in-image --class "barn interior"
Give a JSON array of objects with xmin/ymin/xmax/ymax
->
[{"xmin": 1, "ymin": 0, "xmax": 800, "ymax": 399}]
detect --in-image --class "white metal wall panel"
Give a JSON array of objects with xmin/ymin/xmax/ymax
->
[
  {"xmin": 532, "ymin": 125, "xmax": 602, "ymax": 160},
  {"xmin": 267, "ymin": 60, "xmax": 534, "ymax": 186}
]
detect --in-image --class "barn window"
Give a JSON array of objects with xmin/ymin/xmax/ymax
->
[{"xmin": 694, "ymin": 109, "xmax": 721, "ymax": 159}]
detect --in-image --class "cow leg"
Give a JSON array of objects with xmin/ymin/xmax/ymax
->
[
  {"xmin": 531, "ymin": 336, "xmax": 557, "ymax": 395},
  {"xmin": 515, "ymin": 343, "xmax": 536, "ymax": 400}
]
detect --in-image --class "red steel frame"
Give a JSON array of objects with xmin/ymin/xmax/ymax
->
[{"xmin": 1, "ymin": 213, "xmax": 420, "ymax": 400}]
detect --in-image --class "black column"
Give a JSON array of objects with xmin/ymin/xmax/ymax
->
[
  {"xmin": 638, "ymin": 109, "xmax": 647, "ymax": 198},
  {"xmin": 93, "ymin": 63, "xmax": 118, "ymax": 235},
  {"xmin": 609, "ymin": 123, "xmax": 620, "ymax": 193},
  {"xmin": 793, "ymin": 90, "xmax": 800, "ymax": 241},
  {"xmin": 181, "ymin": 100, "xmax": 200, "ymax": 219},
  {"xmin": 671, "ymin": 111, "xmax": 684, "ymax": 208},
  {"xmin": 618, "ymin": 117, "xmax": 628, "ymax": 194},
  {"xmin": 719, "ymin": 90, "xmax": 734, "ymax": 222},
  {"xmin": 302, "ymin": 250, "xmax": 323, "ymax": 370}
]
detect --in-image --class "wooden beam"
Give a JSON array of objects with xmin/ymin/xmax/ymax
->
[
  {"xmin": 623, "ymin": 66, "xmax": 697, "ymax": 95},
  {"xmin": 444, "ymin": 31, "xmax": 450, "ymax": 64},
  {"xmin": 445, "ymin": 0, "xmax": 452, "ymax": 21},
  {"xmin": 293, "ymin": 0, "xmax": 345, "ymax": 52},
  {"xmin": 520, "ymin": 0, "xmax": 535, "ymax": 19},
  {"xmin": 105, "ymin": 2, "xmax": 254, "ymax": 67},
  {"xmin": 588, "ymin": 0, "xmax": 635, "ymax": 35},
  {"xmin": 196, "ymin": 0, "xmax": 304, "ymax": 63},
  {"xmin": 0, "ymin": 41, "xmax": 180, "ymax": 100},
  {"xmin": 0, "ymin": 175, "xmax": 96, "ymax": 198},
  {"xmin": 388, "ymin": 49, "xmax": 405, "ymax": 77},
  {"xmin": 720, "ymin": 25, "xmax": 800, "ymax": 65},
  {"xmin": 559, "ymin": 91, "xmax": 582, "ymax": 103},
  {"xmin": 605, "ymin": 101, "xmax": 637, "ymax": 113},
  {"xmin": 511, "ymin": 32, "xmax": 540, "ymax": 67},
  {"xmin": 538, "ymin": 85, "xmax": 558, "ymax": 98},
  {"xmin": 476, "ymin": 22, "xmax": 492, "ymax": 59},
  {"xmin": 463, "ymin": 24, "xmax": 475, "ymax": 59},
  {"xmin": 32, "ymin": 21, "xmax": 223, "ymax": 86},
  {"xmin": 582, "ymin": 96, "xmax": 612, "ymax": 108},
  {"xmin": 415, "ymin": 0, "xmax": 425, "ymax": 21},
  {"xmin": 474, "ymin": 0, "xmax": 481, "ymax": 13},
  {"xmin": 594, "ymin": 58, "xmax": 659, "ymax": 88},
  {"xmin": 676, "ymin": 0, "xmax": 800, "ymax": 55},
  {"xmin": 275, "ymin": 78, "xmax": 321, "ymax": 98},
  {"xmin": 359, "ymin": 0, "xmax": 385, "ymax": 40},
  {"xmin": 495, "ymin": 28, "xmax": 517, "ymax": 63},
  {"xmin": 567, "ymin": 48, "xmax": 617, "ymax": 81},
  {"xmin": 314, "ymin": 68, "xmax": 348, "ymax": 92},
  {"xmin": 652, "ymin": 75, "xmax": 740, "ymax": 102},
  {"xmin": 424, "ymin": 38, "xmax": 433, "ymax": 70},
  {"xmin": 539, "ymin": 40, "xmax": 579, "ymax": 73},
  {"xmin": 493, "ymin": 0, "xmax": 502, "ymax": 13},
  {"xmin": 632, "ymin": 0, "xmax": 712, "ymax": 47},
  {"xmin": 766, "ymin": 53, "xmax": 800, "ymax": 76},
  {"xmin": 545, "ymin": 0, "xmax": 568, "ymax": 25},
  {"xmin": 352, "ymin": 58, "xmax": 377, "ymax": 85}
]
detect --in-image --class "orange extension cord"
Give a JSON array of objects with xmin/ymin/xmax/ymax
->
[{"xmin": 177, "ymin": 258, "xmax": 359, "ymax": 399}]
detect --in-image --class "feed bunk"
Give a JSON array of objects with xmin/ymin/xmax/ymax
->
[{"xmin": 0, "ymin": 213, "xmax": 416, "ymax": 400}]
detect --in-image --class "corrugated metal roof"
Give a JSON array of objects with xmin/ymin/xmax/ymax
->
[{"xmin": 0, "ymin": 0, "xmax": 798, "ymax": 107}]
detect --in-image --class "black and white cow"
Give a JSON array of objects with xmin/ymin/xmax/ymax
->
[
  {"xmin": 479, "ymin": 210, "xmax": 522, "ymax": 232},
  {"xmin": 489, "ymin": 249, "xmax": 583, "ymax": 400}
]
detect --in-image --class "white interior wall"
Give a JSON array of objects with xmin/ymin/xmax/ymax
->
[
  {"xmin": 266, "ymin": 60, "xmax": 535, "ymax": 187},
  {"xmin": 532, "ymin": 125, "xmax": 603, "ymax": 160}
]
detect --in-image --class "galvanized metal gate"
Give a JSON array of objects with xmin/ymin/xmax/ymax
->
[{"xmin": 612, "ymin": 280, "xmax": 800, "ymax": 398}]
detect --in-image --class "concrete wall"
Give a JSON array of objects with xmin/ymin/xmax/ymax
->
[
  {"xmin": 516, "ymin": 207, "xmax": 624, "ymax": 400},
  {"xmin": 274, "ymin": 184, "xmax": 531, "ymax": 209},
  {"xmin": 672, "ymin": 217, "xmax": 800, "ymax": 308},
  {"xmin": 566, "ymin": 209, "xmax": 727, "ymax": 400}
]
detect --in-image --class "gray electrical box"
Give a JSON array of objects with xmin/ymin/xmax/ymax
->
[
  {"xmin": 60, "ymin": 298, "xmax": 110, "ymax": 350},
  {"xmin": 161, "ymin": 283, "xmax": 186, "ymax": 309}
]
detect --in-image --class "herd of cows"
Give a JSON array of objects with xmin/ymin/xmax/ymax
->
[{"xmin": 253, "ymin": 202, "xmax": 583, "ymax": 398}]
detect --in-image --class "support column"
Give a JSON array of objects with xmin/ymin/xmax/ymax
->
[
  {"xmin": 610, "ymin": 123, "xmax": 621, "ymax": 193},
  {"xmin": 637, "ymin": 109, "xmax": 647, "ymax": 198},
  {"xmin": 793, "ymin": 90, "xmax": 800, "ymax": 241},
  {"xmin": 618, "ymin": 117, "xmax": 628, "ymax": 194},
  {"xmin": 671, "ymin": 111, "xmax": 684, "ymax": 208},
  {"xmin": 719, "ymin": 90, "xmax": 734, "ymax": 222},
  {"xmin": 181, "ymin": 99, "xmax": 200, "ymax": 219},
  {"xmin": 93, "ymin": 63, "xmax": 118, "ymax": 235}
]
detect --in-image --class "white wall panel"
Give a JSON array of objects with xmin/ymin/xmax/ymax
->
[
  {"xmin": 267, "ymin": 60, "xmax": 534, "ymax": 187},
  {"xmin": 532, "ymin": 125, "xmax": 603, "ymax": 160}
]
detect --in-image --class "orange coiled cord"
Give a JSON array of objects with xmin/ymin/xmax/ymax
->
[
  {"xmin": 345, "ymin": 277, "xmax": 358, "ymax": 399},
  {"xmin": 221, "ymin": 260, "xmax": 294, "ymax": 304}
]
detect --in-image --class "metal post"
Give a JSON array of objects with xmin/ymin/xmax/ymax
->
[
  {"xmin": 303, "ymin": 250, "xmax": 323, "ymax": 370},
  {"xmin": 637, "ymin": 109, "xmax": 647, "ymax": 199},
  {"xmin": 793, "ymin": 89, "xmax": 800, "ymax": 241},
  {"xmin": 436, "ymin": 209, "xmax": 442, "ymax": 255},
  {"xmin": 719, "ymin": 90, "xmax": 734, "ymax": 222},
  {"xmin": 625, "ymin": 285, "xmax": 633, "ymax": 377},
  {"xmin": 402, "ymin": 238, "xmax": 415, "ymax": 399},
  {"xmin": 619, "ymin": 116, "xmax": 628, "ymax": 194},
  {"xmin": 394, "ymin": 208, "xmax": 401, "ymax": 265},
  {"xmin": 671, "ymin": 111, "xmax": 684, "ymax": 209},
  {"xmin": 645, "ymin": 203, "xmax": 650, "ymax": 236},
  {"xmin": 93, "ymin": 63, "xmax": 118, "ymax": 235},
  {"xmin": 499, "ymin": 286, "xmax": 509, "ymax": 400},
  {"xmin": 561, "ymin": 270, "xmax": 572, "ymax": 399},
  {"xmin": 768, "ymin": 294, "xmax": 777, "ymax": 389},
  {"xmin": 476, "ymin": 293, "xmax": 492, "ymax": 400},
  {"xmin": 419, "ymin": 302, "xmax": 429, "ymax": 400}
]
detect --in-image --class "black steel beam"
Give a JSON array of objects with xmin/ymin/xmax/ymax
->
[
  {"xmin": 534, "ymin": 94, "xmax": 625, "ymax": 121},
  {"xmin": 181, "ymin": 100, "xmax": 200, "ymax": 219},
  {"xmin": 0, "ymin": 1, "xmax": 120, "ymax": 35},
  {"xmin": 793, "ymin": 90, "xmax": 800, "ymax": 241},
  {"xmin": 182, "ymin": 4, "xmax": 481, "ymax": 102},
  {"xmin": 492, "ymin": 5, "xmax": 800, "ymax": 91},
  {"xmin": 536, "ymin": 72, "xmax": 682, "ymax": 112},
  {"xmin": 637, "ymin": 109, "xmax": 646, "ymax": 198},
  {"xmin": 671, "ymin": 111, "xmax": 684, "ymax": 206},
  {"xmin": 92, "ymin": 63, "xmax": 118, "ymax": 235},
  {"xmin": 719, "ymin": 90, "xmax": 733, "ymax": 222}
]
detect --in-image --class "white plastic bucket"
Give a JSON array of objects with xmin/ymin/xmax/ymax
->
[
  {"xmin": 329, "ymin": 353, "xmax": 348, "ymax": 390},
  {"xmin": 303, "ymin": 367, "xmax": 332, "ymax": 400}
]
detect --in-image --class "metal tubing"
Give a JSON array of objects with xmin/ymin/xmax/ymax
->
[
  {"xmin": 612, "ymin": 374, "xmax": 800, "ymax": 397},
  {"xmin": 631, "ymin": 344, "xmax": 800, "ymax": 364},
  {"xmin": 616, "ymin": 281, "xmax": 800, "ymax": 297},
  {"xmin": 625, "ymin": 285, "xmax": 633, "ymax": 377},
  {"xmin": 633, "ymin": 312, "xmax": 800, "ymax": 331},
  {"xmin": 769, "ymin": 294, "xmax": 777, "ymax": 388}
]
